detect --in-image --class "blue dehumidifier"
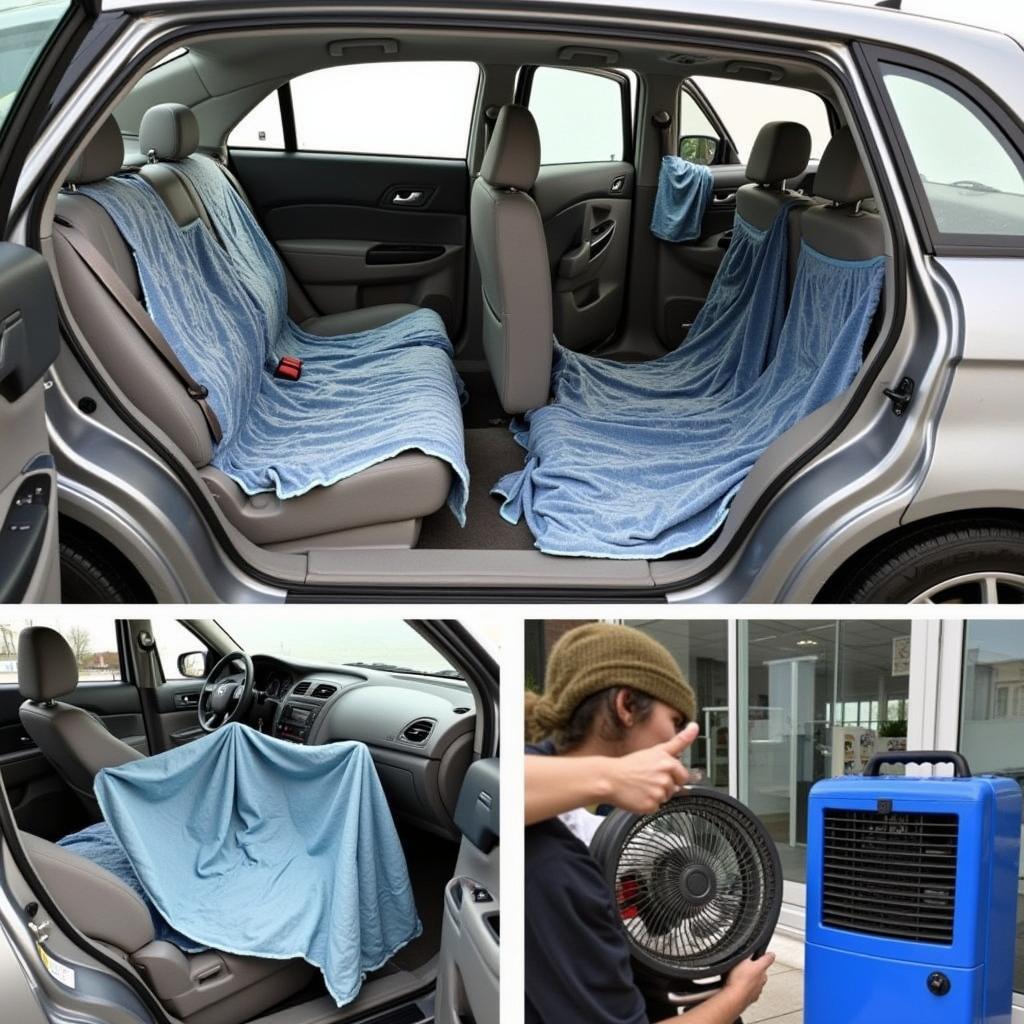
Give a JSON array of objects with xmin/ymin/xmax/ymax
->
[{"xmin": 805, "ymin": 751, "xmax": 1021, "ymax": 1024}]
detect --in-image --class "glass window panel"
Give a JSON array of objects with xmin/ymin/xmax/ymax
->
[
  {"xmin": 0, "ymin": 613, "xmax": 120, "ymax": 683},
  {"xmin": 529, "ymin": 66, "xmax": 625, "ymax": 164}
]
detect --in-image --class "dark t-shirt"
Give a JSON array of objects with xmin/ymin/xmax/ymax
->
[{"xmin": 525, "ymin": 744, "xmax": 647, "ymax": 1024}]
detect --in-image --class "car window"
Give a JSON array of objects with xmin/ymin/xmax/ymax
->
[
  {"xmin": 0, "ymin": 613, "xmax": 121, "ymax": 684},
  {"xmin": 881, "ymin": 63, "xmax": 1024, "ymax": 238},
  {"xmin": 678, "ymin": 88, "xmax": 720, "ymax": 164},
  {"xmin": 228, "ymin": 91, "xmax": 286, "ymax": 150},
  {"xmin": 689, "ymin": 77, "xmax": 831, "ymax": 162},
  {"xmin": 0, "ymin": 0, "xmax": 71, "ymax": 131},
  {"xmin": 154, "ymin": 620, "xmax": 208, "ymax": 680},
  {"xmin": 527, "ymin": 66, "xmax": 626, "ymax": 164}
]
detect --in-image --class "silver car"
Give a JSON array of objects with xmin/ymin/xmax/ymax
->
[{"xmin": 2, "ymin": 0, "xmax": 1023, "ymax": 604}]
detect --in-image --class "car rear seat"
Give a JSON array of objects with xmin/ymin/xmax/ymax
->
[{"xmin": 52, "ymin": 113, "xmax": 453, "ymax": 552}]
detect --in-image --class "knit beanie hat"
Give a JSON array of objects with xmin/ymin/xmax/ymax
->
[{"xmin": 525, "ymin": 623, "xmax": 696, "ymax": 741}]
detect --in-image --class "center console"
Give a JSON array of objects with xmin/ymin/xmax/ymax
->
[{"xmin": 275, "ymin": 702, "xmax": 319, "ymax": 743}]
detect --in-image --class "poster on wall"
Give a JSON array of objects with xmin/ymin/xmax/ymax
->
[
  {"xmin": 891, "ymin": 635, "xmax": 911, "ymax": 676},
  {"xmin": 831, "ymin": 728, "xmax": 877, "ymax": 776}
]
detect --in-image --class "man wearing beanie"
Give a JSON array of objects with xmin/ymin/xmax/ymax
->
[{"xmin": 524, "ymin": 623, "xmax": 774, "ymax": 1024}]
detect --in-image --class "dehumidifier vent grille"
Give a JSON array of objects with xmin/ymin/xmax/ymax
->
[{"xmin": 821, "ymin": 809, "xmax": 958, "ymax": 944}]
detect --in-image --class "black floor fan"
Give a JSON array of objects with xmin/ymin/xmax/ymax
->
[{"xmin": 590, "ymin": 787, "xmax": 783, "ymax": 1020}]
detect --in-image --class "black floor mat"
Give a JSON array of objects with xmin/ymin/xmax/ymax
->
[{"xmin": 418, "ymin": 427, "xmax": 536, "ymax": 550}]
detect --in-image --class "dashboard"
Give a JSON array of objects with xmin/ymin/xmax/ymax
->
[{"xmin": 250, "ymin": 655, "xmax": 476, "ymax": 840}]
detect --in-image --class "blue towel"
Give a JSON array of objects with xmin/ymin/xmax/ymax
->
[
  {"xmin": 650, "ymin": 156, "xmax": 714, "ymax": 242},
  {"xmin": 79, "ymin": 724, "xmax": 420, "ymax": 1007},
  {"xmin": 59, "ymin": 821, "xmax": 206, "ymax": 953},
  {"xmin": 493, "ymin": 223, "xmax": 885, "ymax": 558},
  {"xmin": 80, "ymin": 162, "xmax": 469, "ymax": 524}
]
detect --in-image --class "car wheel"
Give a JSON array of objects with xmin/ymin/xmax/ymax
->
[
  {"xmin": 59, "ymin": 526, "xmax": 150, "ymax": 603},
  {"xmin": 838, "ymin": 522, "xmax": 1024, "ymax": 604}
]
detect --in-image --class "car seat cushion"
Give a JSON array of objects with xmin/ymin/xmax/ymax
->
[{"xmin": 78, "ymin": 161, "xmax": 469, "ymax": 524}]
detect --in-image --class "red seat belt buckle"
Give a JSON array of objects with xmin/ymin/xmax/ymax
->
[{"xmin": 274, "ymin": 356, "xmax": 302, "ymax": 381}]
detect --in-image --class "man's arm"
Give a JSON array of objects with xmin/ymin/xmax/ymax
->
[
  {"xmin": 651, "ymin": 954, "xmax": 775, "ymax": 1024},
  {"xmin": 525, "ymin": 725, "xmax": 699, "ymax": 824}
]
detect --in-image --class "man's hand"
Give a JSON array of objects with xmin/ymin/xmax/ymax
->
[
  {"xmin": 604, "ymin": 723, "xmax": 700, "ymax": 814},
  {"xmin": 721, "ymin": 953, "xmax": 775, "ymax": 1014}
]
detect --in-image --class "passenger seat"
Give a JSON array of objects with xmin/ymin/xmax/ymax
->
[{"xmin": 51, "ymin": 114, "xmax": 453, "ymax": 552}]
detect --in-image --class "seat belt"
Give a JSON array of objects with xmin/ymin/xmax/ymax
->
[{"xmin": 53, "ymin": 216, "xmax": 223, "ymax": 445}]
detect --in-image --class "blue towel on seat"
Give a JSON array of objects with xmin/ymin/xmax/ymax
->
[
  {"xmin": 70, "ymin": 724, "xmax": 420, "ymax": 1007},
  {"xmin": 493, "ymin": 208, "xmax": 885, "ymax": 558},
  {"xmin": 650, "ymin": 156, "xmax": 714, "ymax": 242},
  {"xmin": 80, "ymin": 161, "xmax": 469, "ymax": 523}
]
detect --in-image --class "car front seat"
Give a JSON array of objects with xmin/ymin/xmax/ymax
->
[
  {"xmin": 470, "ymin": 103, "xmax": 553, "ymax": 414},
  {"xmin": 17, "ymin": 627, "xmax": 144, "ymax": 817},
  {"xmin": 20, "ymin": 830, "xmax": 314, "ymax": 1024}
]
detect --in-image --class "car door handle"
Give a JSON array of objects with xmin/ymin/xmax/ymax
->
[
  {"xmin": 712, "ymin": 192, "xmax": 736, "ymax": 205},
  {"xmin": 392, "ymin": 190, "xmax": 424, "ymax": 205}
]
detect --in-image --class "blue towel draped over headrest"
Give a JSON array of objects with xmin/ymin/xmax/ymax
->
[
  {"xmin": 80, "ymin": 159, "xmax": 469, "ymax": 523},
  {"xmin": 65, "ymin": 724, "xmax": 420, "ymax": 1007},
  {"xmin": 493, "ymin": 206, "xmax": 885, "ymax": 559},
  {"xmin": 650, "ymin": 156, "xmax": 714, "ymax": 242}
]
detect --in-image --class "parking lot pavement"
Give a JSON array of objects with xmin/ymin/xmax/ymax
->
[{"xmin": 743, "ymin": 932, "xmax": 804, "ymax": 1023}]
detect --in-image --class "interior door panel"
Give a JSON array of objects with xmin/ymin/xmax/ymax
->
[
  {"xmin": 152, "ymin": 677, "xmax": 206, "ymax": 747},
  {"xmin": 0, "ymin": 245, "xmax": 62, "ymax": 602},
  {"xmin": 533, "ymin": 162, "xmax": 634, "ymax": 352},
  {"xmin": 230, "ymin": 150, "xmax": 469, "ymax": 335},
  {"xmin": 436, "ymin": 757, "xmax": 499, "ymax": 1024},
  {"xmin": 0, "ymin": 680, "xmax": 147, "ymax": 839}
]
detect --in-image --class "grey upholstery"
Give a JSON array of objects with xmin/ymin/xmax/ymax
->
[
  {"xmin": 471, "ymin": 104, "xmax": 553, "ymax": 414},
  {"xmin": 744, "ymin": 120, "xmax": 812, "ymax": 186},
  {"xmin": 66, "ymin": 115, "xmax": 124, "ymax": 185},
  {"xmin": 813, "ymin": 126, "xmax": 872, "ymax": 205},
  {"xmin": 18, "ymin": 627, "xmax": 145, "ymax": 816},
  {"xmin": 139, "ymin": 101, "xmax": 201, "ymax": 162},
  {"xmin": 52, "ymin": 109, "xmax": 453, "ymax": 550},
  {"xmin": 21, "ymin": 832, "xmax": 314, "ymax": 1024}
]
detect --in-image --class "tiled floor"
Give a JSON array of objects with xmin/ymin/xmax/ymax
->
[{"xmin": 743, "ymin": 932, "xmax": 805, "ymax": 1024}]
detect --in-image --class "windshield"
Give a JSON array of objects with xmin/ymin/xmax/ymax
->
[
  {"xmin": 214, "ymin": 616, "xmax": 463, "ymax": 679},
  {"xmin": 0, "ymin": 0, "xmax": 70, "ymax": 130}
]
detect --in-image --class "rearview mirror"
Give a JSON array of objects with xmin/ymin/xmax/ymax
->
[
  {"xmin": 178, "ymin": 651, "xmax": 207, "ymax": 678},
  {"xmin": 679, "ymin": 134, "xmax": 719, "ymax": 165}
]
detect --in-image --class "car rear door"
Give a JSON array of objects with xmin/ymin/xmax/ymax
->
[
  {"xmin": 0, "ymin": 616, "xmax": 146, "ymax": 843},
  {"xmin": 0, "ymin": 0, "xmax": 100, "ymax": 603},
  {"xmin": 518, "ymin": 64, "xmax": 635, "ymax": 354},
  {"xmin": 225, "ymin": 58, "xmax": 479, "ymax": 339}
]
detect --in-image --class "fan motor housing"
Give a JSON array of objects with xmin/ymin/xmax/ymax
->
[
  {"xmin": 805, "ymin": 773, "xmax": 1021, "ymax": 1024},
  {"xmin": 590, "ymin": 787, "xmax": 783, "ymax": 983}
]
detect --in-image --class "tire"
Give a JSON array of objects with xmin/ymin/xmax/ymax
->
[
  {"xmin": 836, "ymin": 521, "xmax": 1024, "ymax": 604},
  {"xmin": 59, "ymin": 527, "xmax": 150, "ymax": 603}
]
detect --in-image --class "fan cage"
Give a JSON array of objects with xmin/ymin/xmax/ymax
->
[{"xmin": 595, "ymin": 789, "xmax": 783, "ymax": 981}]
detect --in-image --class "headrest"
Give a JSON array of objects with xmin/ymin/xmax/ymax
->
[
  {"xmin": 480, "ymin": 105, "xmax": 540, "ymax": 191},
  {"xmin": 66, "ymin": 116, "xmax": 124, "ymax": 185},
  {"xmin": 18, "ymin": 627, "xmax": 78, "ymax": 703},
  {"xmin": 139, "ymin": 103, "xmax": 200, "ymax": 162},
  {"xmin": 745, "ymin": 121, "xmax": 811, "ymax": 186},
  {"xmin": 814, "ymin": 127, "xmax": 872, "ymax": 204}
]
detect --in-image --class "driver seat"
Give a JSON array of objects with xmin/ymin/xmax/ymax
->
[
  {"xmin": 17, "ymin": 627, "xmax": 144, "ymax": 818},
  {"xmin": 19, "ymin": 830, "xmax": 315, "ymax": 1023}
]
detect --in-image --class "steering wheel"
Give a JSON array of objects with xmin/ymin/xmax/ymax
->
[{"xmin": 198, "ymin": 651, "xmax": 255, "ymax": 732}]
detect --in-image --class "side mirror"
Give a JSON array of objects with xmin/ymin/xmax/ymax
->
[
  {"xmin": 178, "ymin": 651, "xmax": 207, "ymax": 678},
  {"xmin": 679, "ymin": 134, "xmax": 719, "ymax": 165}
]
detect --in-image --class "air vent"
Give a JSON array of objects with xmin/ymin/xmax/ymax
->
[
  {"xmin": 821, "ymin": 809, "xmax": 958, "ymax": 944},
  {"xmin": 292, "ymin": 681, "xmax": 310, "ymax": 696},
  {"xmin": 401, "ymin": 718, "xmax": 435, "ymax": 744},
  {"xmin": 311, "ymin": 684, "xmax": 337, "ymax": 700},
  {"xmin": 453, "ymin": 707, "xmax": 471, "ymax": 715}
]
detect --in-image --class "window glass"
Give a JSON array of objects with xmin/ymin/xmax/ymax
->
[
  {"xmin": 528, "ymin": 66, "xmax": 624, "ymax": 164},
  {"xmin": 228, "ymin": 91, "xmax": 285, "ymax": 150},
  {"xmin": 740, "ymin": 619, "xmax": 912, "ymax": 884},
  {"xmin": 678, "ymin": 88, "xmax": 719, "ymax": 164},
  {"xmin": 881, "ymin": 64, "xmax": 1024, "ymax": 236},
  {"xmin": 154, "ymin": 620, "xmax": 208, "ymax": 680},
  {"xmin": 0, "ymin": 613, "xmax": 121, "ymax": 683},
  {"xmin": 216, "ymin": 615, "xmax": 463, "ymax": 679},
  {"xmin": 627, "ymin": 620, "xmax": 729, "ymax": 789},
  {"xmin": 0, "ymin": 0, "xmax": 70, "ymax": 131},
  {"xmin": 692, "ymin": 77, "xmax": 831, "ymax": 162},
  {"xmin": 289, "ymin": 61, "xmax": 479, "ymax": 158},
  {"xmin": 959, "ymin": 621, "xmax": 1024, "ymax": 996}
]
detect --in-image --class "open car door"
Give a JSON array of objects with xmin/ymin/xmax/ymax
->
[{"xmin": 0, "ymin": 0, "xmax": 100, "ymax": 602}]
